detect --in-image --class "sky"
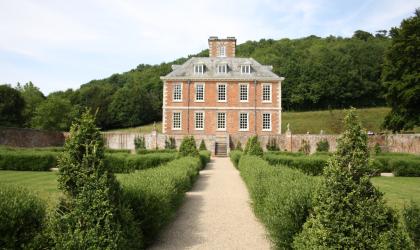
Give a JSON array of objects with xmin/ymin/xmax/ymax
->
[{"xmin": 0, "ymin": 0, "xmax": 418, "ymax": 95}]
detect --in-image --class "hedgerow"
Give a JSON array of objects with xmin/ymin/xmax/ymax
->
[
  {"xmin": 119, "ymin": 156, "xmax": 203, "ymax": 246},
  {"xmin": 0, "ymin": 184, "xmax": 46, "ymax": 249},
  {"xmin": 229, "ymin": 150, "xmax": 243, "ymax": 168},
  {"xmin": 198, "ymin": 150, "xmax": 211, "ymax": 168},
  {"xmin": 0, "ymin": 150, "xmax": 59, "ymax": 171},
  {"xmin": 136, "ymin": 149, "xmax": 177, "ymax": 154},
  {"xmin": 263, "ymin": 153, "xmax": 327, "ymax": 176},
  {"xmin": 237, "ymin": 155, "xmax": 317, "ymax": 249},
  {"xmin": 104, "ymin": 152, "xmax": 178, "ymax": 173}
]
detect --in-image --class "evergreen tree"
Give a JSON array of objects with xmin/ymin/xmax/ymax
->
[
  {"xmin": 244, "ymin": 136, "xmax": 263, "ymax": 157},
  {"xmin": 294, "ymin": 109, "xmax": 414, "ymax": 249},
  {"xmin": 199, "ymin": 139, "xmax": 207, "ymax": 151},
  {"xmin": 179, "ymin": 136, "xmax": 199, "ymax": 157},
  {"xmin": 51, "ymin": 110, "xmax": 141, "ymax": 249}
]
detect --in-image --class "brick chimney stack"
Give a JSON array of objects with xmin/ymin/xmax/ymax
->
[{"xmin": 208, "ymin": 36, "xmax": 236, "ymax": 58}]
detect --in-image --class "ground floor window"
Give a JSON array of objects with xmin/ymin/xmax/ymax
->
[
  {"xmin": 217, "ymin": 112, "xmax": 226, "ymax": 130},
  {"xmin": 262, "ymin": 113, "xmax": 271, "ymax": 131},
  {"xmin": 195, "ymin": 112, "xmax": 204, "ymax": 130},
  {"xmin": 239, "ymin": 113, "xmax": 249, "ymax": 131},
  {"xmin": 173, "ymin": 112, "xmax": 181, "ymax": 129}
]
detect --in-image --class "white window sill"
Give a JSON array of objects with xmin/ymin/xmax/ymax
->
[
  {"xmin": 262, "ymin": 129, "xmax": 272, "ymax": 132},
  {"xmin": 173, "ymin": 100, "xmax": 183, "ymax": 102},
  {"xmin": 217, "ymin": 100, "xmax": 227, "ymax": 103},
  {"xmin": 195, "ymin": 128, "xmax": 204, "ymax": 131},
  {"xmin": 216, "ymin": 128, "xmax": 227, "ymax": 131},
  {"xmin": 240, "ymin": 100, "xmax": 249, "ymax": 103},
  {"xmin": 262, "ymin": 100, "xmax": 272, "ymax": 103},
  {"xmin": 172, "ymin": 128, "xmax": 182, "ymax": 130},
  {"xmin": 195, "ymin": 100, "xmax": 205, "ymax": 102},
  {"xmin": 239, "ymin": 129, "xmax": 249, "ymax": 132}
]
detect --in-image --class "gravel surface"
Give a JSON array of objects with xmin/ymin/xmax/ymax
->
[{"xmin": 149, "ymin": 157, "xmax": 271, "ymax": 250}]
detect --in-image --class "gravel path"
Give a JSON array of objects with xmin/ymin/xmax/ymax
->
[{"xmin": 149, "ymin": 157, "xmax": 271, "ymax": 250}]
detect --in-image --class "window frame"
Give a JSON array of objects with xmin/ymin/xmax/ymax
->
[
  {"xmin": 194, "ymin": 111, "xmax": 205, "ymax": 130},
  {"xmin": 262, "ymin": 83, "xmax": 272, "ymax": 103},
  {"xmin": 172, "ymin": 111, "xmax": 182, "ymax": 130},
  {"xmin": 194, "ymin": 82, "xmax": 205, "ymax": 102},
  {"xmin": 240, "ymin": 64, "xmax": 251, "ymax": 74},
  {"xmin": 217, "ymin": 112, "xmax": 227, "ymax": 131},
  {"xmin": 172, "ymin": 83, "xmax": 182, "ymax": 102},
  {"xmin": 217, "ymin": 64, "xmax": 228, "ymax": 74},
  {"xmin": 194, "ymin": 64, "xmax": 204, "ymax": 75},
  {"xmin": 218, "ymin": 46, "xmax": 226, "ymax": 57},
  {"xmin": 217, "ymin": 83, "xmax": 227, "ymax": 102},
  {"xmin": 262, "ymin": 112, "xmax": 272, "ymax": 131},
  {"xmin": 239, "ymin": 83, "xmax": 249, "ymax": 102},
  {"xmin": 239, "ymin": 112, "xmax": 249, "ymax": 131}
]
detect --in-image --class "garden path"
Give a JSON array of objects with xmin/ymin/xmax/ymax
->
[{"xmin": 149, "ymin": 157, "xmax": 271, "ymax": 250}]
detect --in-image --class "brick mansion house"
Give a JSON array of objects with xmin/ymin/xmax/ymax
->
[{"xmin": 161, "ymin": 37, "xmax": 284, "ymax": 154}]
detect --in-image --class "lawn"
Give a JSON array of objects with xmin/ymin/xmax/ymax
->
[
  {"xmin": 1, "ymin": 170, "xmax": 419, "ymax": 211},
  {"xmin": 105, "ymin": 108, "xmax": 419, "ymax": 134}
]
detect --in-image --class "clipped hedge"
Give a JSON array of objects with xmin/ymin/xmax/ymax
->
[
  {"xmin": 0, "ymin": 150, "xmax": 59, "ymax": 171},
  {"xmin": 263, "ymin": 153, "xmax": 327, "ymax": 176},
  {"xmin": 229, "ymin": 150, "xmax": 243, "ymax": 168},
  {"xmin": 372, "ymin": 154, "xmax": 420, "ymax": 176},
  {"xmin": 104, "ymin": 152, "xmax": 178, "ymax": 173},
  {"xmin": 136, "ymin": 149, "xmax": 177, "ymax": 155},
  {"xmin": 119, "ymin": 156, "xmax": 203, "ymax": 246},
  {"xmin": 198, "ymin": 150, "xmax": 211, "ymax": 168},
  {"xmin": 237, "ymin": 155, "xmax": 317, "ymax": 249},
  {"xmin": 0, "ymin": 184, "xmax": 46, "ymax": 249}
]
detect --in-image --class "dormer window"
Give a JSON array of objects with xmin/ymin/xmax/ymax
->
[
  {"xmin": 217, "ymin": 64, "xmax": 228, "ymax": 74},
  {"xmin": 194, "ymin": 64, "xmax": 204, "ymax": 74},
  {"xmin": 241, "ymin": 64, "xmax": 251, "ymax": 74},
  {"xmin": 218, "ymin": 46, "xmax": 226, "ymax": 57}
]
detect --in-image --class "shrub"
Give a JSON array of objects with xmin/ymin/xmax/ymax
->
[
  {"xmin": 199, "ymin": 139, "xmax": 207, "ymax": 151},
  {"xmin": 403, "ymin": 202, "xmax": 420, "ymax": 248},
  {"xmin": 104, "ymin": 152, "xmax": 178, "ymax": 173},
  {"xmin": 51, "ymin": 111, "xmax": 141, "ymax": 249},
  {"xmin": 119, "ymin": 157, "xmax": 202, "ymax": 246},
  {"xmin": 165, "ymin": 137, "xmax": 176, "ymax": 149},
  {"xmin": 239, "ymin": 155, "xmax": 317, "ymax": 249},
  {"xmin": 0, "ymin": 150, "xmax": 58, "ymax": 171},
  {"xmin": 294, "ymin": 109, "xmax": 414, "ymax": 249},
  {"xmin": 316, "ymin": 139, "xmax": 329, "ymax": 152},
  {"xmin": 374, "ymin": 143, "xmax": 382, "ymax": 154},
  {"xmin": 136, "ymin": 149, "xmax": 177, "ymax": 155},
  {"xmin": 244, "ymin": 136, "xmax": 263, "ymax": 157},
  {"xmin": 0, "ymin": 184, "xmax": 46, "ymax": 249},
  {"xmin": 263, "ymin": 153, "xmax": 327, "ymax": 176},
  {"xmin": 392, "ymin": 159, "xmax": 420, "ymax": 177},
  {"xmin": 134, "ymin": 136, "xmax": 146, "ymax": 151},
  {"xmin": 198, "ymin": 150, "xmax": 211, "ymax": 168},
  {"xmin": 105, "ymin": 148, "xmax": 131, "ymax": 154},
  {"xmin": 298, "ymin": 139, "xmax": 310, "ymax": 155},
  {"xmin": 235, "ymin": 141, "xmax": 243, "ymax": 151},
  {"xmin": 179, "ymin": 136, "xmax": 199, "ymax": 157},
  {"xmin": 229, "ymin": 150, "xmax": 243, "ymax": 168},
  {"xmin": 266, "ymin": 137, "xmax": 280, "ymax": 151}
]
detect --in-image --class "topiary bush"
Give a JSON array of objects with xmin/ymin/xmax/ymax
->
[
  {"xmin": 178, "ymin": 136, "xmax": 199, "ymax": 157},
  {"xmin": 50, "ymin": 110, "xmax": 141, "ymax": 249},
  {"xmin": 0, "ymin": 184, "xmax": 46, "ymax": 249},
  {"xmin": 266, "ymin": 137, "xmax": 280, "ymax": 151},
  {"xmin": 244, "ymin": 136, "xmax": 263, "ymax": 157},
  {"xmin": 293, "ymin": 108, "xmax": 414, "ymax": 249},
  {"xmin": 199, "ymin": 139, "xmax": 207, "ymax": 151},
  {"xmin": 229, "ymin": 150, "xmax": 243, "ymax": 168},
  {"xmin": 316, "ymin": 139, "xmax": 329, "ymax": 152},
  {"xmin": 198, "ymin": 150, "xmax": 211, "ymax": 169}
]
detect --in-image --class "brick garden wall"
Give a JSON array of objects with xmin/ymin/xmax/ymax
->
[{"xmin": 0, "ymin": 127, "xmax": 65, "ymax": 148}]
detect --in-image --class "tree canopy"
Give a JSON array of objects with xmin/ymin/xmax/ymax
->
[
  {"xmin": 382, "ymin": 9, "xmax": 420, "ymax": 132},
  {"xmin": 0, "ymin": 84, "xmax": 25, "ymax": 127}
]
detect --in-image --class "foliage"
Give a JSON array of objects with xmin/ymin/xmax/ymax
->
[
  {"xmin": 266, "ymin": 137, "xmax": 280, "ymax": 151},
  {"xmin": 0, "ymin": 184, "xmax": 46, "ymax": 249},
  {"xmin": 198, "ymin": 150, "xmax": 211, "ymax": 168},
  {"xmin": 0, "ymin": 84, "xmax": 25, "ymax": 127},
  {"xmin": 235, "ymin": 140, "xmax": 243, "ymax": 151},
  {"xmin": 165, "ymin": 136, "xmax": 176, "ymax": 149},
  {"xmin": 119, "ymin": 157, "xmax": 201, "ymax": 246},
  {"xmin": 51, "ymin": 110, "xmax": 141, "ymax": 249},
  {"xmin": 263, "ymin": 153, "xmax": 326, "ymax": 176},
  {"xmin": 293, "ymin": 109, "xmax": 414, "ymax": 249},
  {"xmin": 199, "ymin": 139, "xmax": 207, "ymax": 151},
  {"xmin": 134, "ymin": 136, "xmax": 146, "ymax": 150},
  {"xmin": 16, "ymin": 82, "xmax": 46, "ymax": 127},
  {"xmin": 244, "ymin": 136, "xmax": 263, "ymax": 156},
  {"xmin": 0, "ymin": 150, "xmax": 58, "ymax": 171},
  {"xmin": 178, "ymin": 136, "xmax": 199, "ymax": 157},
  {"xmin": 136, "ymin": 148, "xmax": 177, "ymax": 154},
  {"xmin": 104, "ymin": 152, "xmax": 178, "ymax": 173},
  {"xmin": 238, "ymin": 155, "xmax": 317, "ymax": 249},
  {"xmin": 403, "ymin": 202, "xmax": 420, "ymax": 248},
  {"xmin": 31, "ymin": 95, "xmax": 78, "ymax": 131},
  {"xmin": 229, "ymin": 150, "xmax": 243, "ymax": 168},
  {"xmin": 298, "ymin": 139, "xmax": 310, "ymax": 155},
  {"xmin": 316, "ymin": 139, "xmax": 329, "ymax": 152},
  {"xmin": 382, "ymin": 9, "xmax": 420, "ymax": 132},
  {"xmin": 374, "ymin": 142, "xmax": 382, "ymax": 154}
]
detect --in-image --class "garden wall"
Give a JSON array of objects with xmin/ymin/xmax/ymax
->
[{"xmin": 0, "ymin": 127, "xmax": 65, "ymax": 147}]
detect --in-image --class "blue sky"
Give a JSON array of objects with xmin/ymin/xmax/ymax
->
[{"xmin": 0, "ymin": 0, "xmax": 418, "ymax": 94}]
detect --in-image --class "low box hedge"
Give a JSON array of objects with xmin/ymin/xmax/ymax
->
[
  {"xmin": 198, "ymin": 150, "xmax": 211, "ymax": 168},
  {"xmin": 104, "ymin": 152, "xmax": 178, "ymax": 173},
  {"xmin": 119, "ymin": 156, "xmax": 203, "ymax": 246},
  {"xmin": 0, "ymin": 150, "xmax": 59, "ymax": 171},
  {"xmin": 236, "ymin": 155, "xmax": 318, "ymax": 249},
  {"xmin": 263, "ymin": 153, "xmax": 327, "ymax": 176},
  {"xmin": 229, "ymin": 150, "xmax": 243, "ymax": 168}
]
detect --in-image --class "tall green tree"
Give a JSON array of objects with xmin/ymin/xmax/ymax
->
[
  {"xmin": 16, "ymin": 82, "xmax": 46, "ymax": 127},
  {"xmin": 294, "ymin": 109, "xmax": 414, "ymax": 249},
  {"xmin": 0, "ymin": 84, "xmax": 25, "ymax": 127},
  {"xmin": 382, "ymin": 9, "xmax": 420, "ymax": 132},
  {"xmin": 31, "ymin": 96, "xmax": 77, "ymax": 131}
]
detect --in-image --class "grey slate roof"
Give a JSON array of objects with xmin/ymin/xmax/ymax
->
[{"xmin": 161, "ymin": 57, "xmax": 283, "ymax": 81}]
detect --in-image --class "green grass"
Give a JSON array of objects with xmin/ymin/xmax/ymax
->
[
  {"xmin": 105, "ymin": 108, "xmax": 419, "ymax": 134},
  {"xmin": 371, "ymin": 177, "xmax": 420, "ymax": 210}
]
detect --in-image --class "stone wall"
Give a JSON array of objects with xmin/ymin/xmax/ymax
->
[{"xmin": 0, "ymin": 127, "xmax": 65, "ymax": 148}]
